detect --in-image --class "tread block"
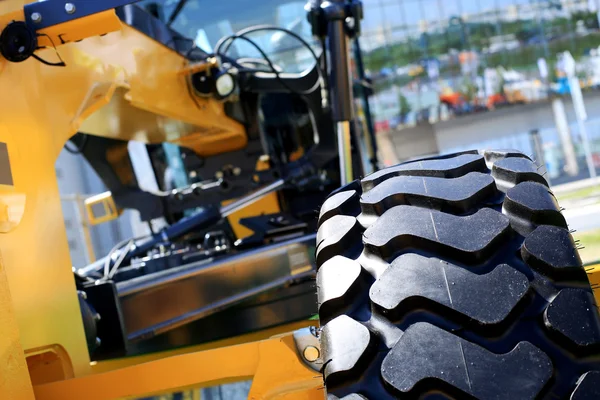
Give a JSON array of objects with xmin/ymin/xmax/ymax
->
[
  {"xmin": 318, "ymin": 257, "xmax": 370, "ymax": 323},
  {"xmin": 503, "ymin": 182, "xmax": 567, "ymax": 236},
  {"xmin": 360, "ymin": 172, "xmax": 496, "ymax": 217},
  {"xmin": 319, "ymin": 190, "xmax": 360, "ymax": 226},
  {"xmin": 322, "ymin": 315, "xmax": 375, "ymax": 385},
  {"xmin": 482, "ymin": 149, "xmax": 531, "ymax": 165},
  {"xmin": 381, "ymin": 323, "xmax": 552, "ymax": 399},
  {"xmin": 571, "ymin": 371, "xmax": 600, "ymax": 400},
  {"xmin": 316, "ymin": 215, "xmax": 362, "ymax": 268},
  {"xmin": 544, "ymin": 289, "xmax": 600, "ymax": 347},
  {"xmin": 492, "ymin": 157, "xmax": 548, "ymax": 190},
  {"xmin": 361, "ymin": 154, "xmax": 487, "ymax": 192},
  {"xmin": 521, "ymin": 225, "xmax": 584, "ymax": 280},
  {"xmin": 363, "ymin": 206, "xmax": 509, "ymax": 263},
  {"xmin": 327, "ymin": 179, "xmax": 362, "ymax": 200},
  {"xmin": 370, "ymin": 254, "xmax": 529, "ymax": 324}
]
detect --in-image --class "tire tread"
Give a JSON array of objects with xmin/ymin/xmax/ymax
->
[{"xmin": 317, "ymin": 149, "xmax": 599, "ymax": 399}]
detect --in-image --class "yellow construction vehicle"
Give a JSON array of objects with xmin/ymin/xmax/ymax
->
[
  {"xmin": 1, "ymin": 0, "xmax": 600, "ymax": 399},
  {"xmin": 0, "ymin": 0, "xmax": 374, "ymax": 398}
]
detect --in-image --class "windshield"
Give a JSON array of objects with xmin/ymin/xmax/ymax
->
[{"xmin": 136, "ymin": 0, "xmax": 318, "ymax": 73}]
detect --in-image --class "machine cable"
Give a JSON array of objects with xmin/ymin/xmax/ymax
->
[
  {"xmin": 33, "ymin": 33, "xmax": 66, "ymax": 66},
  {"xmin": 102, "ymin": 235, "xmax": 150, "ymax": 280},
  {"xmin": 214, "ymin": 25, "xmax": 325, "ymax": 97},
  {"xmin": 218, "ymin": 35, "xmax": 318, "ymax": 96}
]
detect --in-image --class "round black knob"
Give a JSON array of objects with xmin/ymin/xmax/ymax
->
[{"xmin": 0, "ymin": 21, "xmax": 37, "ymax": 63}]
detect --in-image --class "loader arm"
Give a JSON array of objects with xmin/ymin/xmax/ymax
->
[
  {"xmin": 0, "ymin": 0, "xmax": 248, "ymax": 154},
  {"xmin": 0, "ymin": 0, "xmax": 252, "ymax": 384}
]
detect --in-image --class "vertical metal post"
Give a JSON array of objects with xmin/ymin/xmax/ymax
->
[
  {"xmin": 564, "ymin": 51, "xmax": 596, "ymax": 178},
  {"xmin": 574, "ymin": 111, "xmax": 597, "ymax": 178},
  {"xmin": 327, "ymin": 14, "xmax": 353, "ymax": 122},
  {"xmin": 324, "ymin": 1, "xmax": 355, "ymax": 185},
  {"xmin": 567, "ymin": 77, "xmax": 596, "ymax": 178},
  {"xmin": 551, "ymin": 97, "xmax": 579, "ymax": 177},
  {"xmin": 337, "ymin": 121, "xmax": 353, "ymax": 184},
  {"xmin": 529, "ymin": 129, "xmax": 551, "ymax": 186},
  {"xmin": 309, "ymin": 0, "xmax": 363, "ymax": 184}
]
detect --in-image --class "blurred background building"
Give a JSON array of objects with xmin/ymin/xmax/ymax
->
[{"xmin": 359, "ymin": 0, "xmax": 600, "ymax": 184}]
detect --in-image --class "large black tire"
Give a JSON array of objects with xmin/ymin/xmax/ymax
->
[{"xmin": 315, "ymin": 150, "xmax": 600, "ymax": 400}]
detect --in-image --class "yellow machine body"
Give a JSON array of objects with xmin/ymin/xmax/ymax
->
[{"xmin": 0, "ymin": 2, "xmax": 318, "ymax": 398}]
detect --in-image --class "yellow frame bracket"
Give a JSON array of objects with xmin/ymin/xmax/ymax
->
[
  {"xmin": 84, "ymin": 191, "xmax": 120, "ymax": 226},
  {"xmin": 33, "ymin": 333, "xmax": 324, "ymax": 400}
]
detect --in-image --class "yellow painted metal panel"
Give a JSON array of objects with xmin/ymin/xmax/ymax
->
[
  {"xmin": 225, "ymin": 192, "xmax": 281, "ymax": 239},
  {"xmin": 586, "ymin": 264, "xmax": 600, "ymax": 306},
  {"xmin": 0, "ymin": 252, "xmax": 34, "ymax": 399},
  {"xmin": 35, "ymin": 341, "xmax": 259, "ymax": 400},
  {"xmin": 91, "ymin": 320, "xmax": 313, "ymax": 374},
  {"xmin": 34, "ymin": 334, "xmax": 323, "ymax": 400}
]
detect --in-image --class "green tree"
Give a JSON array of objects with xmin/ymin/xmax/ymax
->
[
  {"xmin": 571, "ymin": 11, "xmax": 599, "ymax": 30},
  {"xmin": 398, "ymin": 94, "xmax": 412, "ymax": 122}
]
